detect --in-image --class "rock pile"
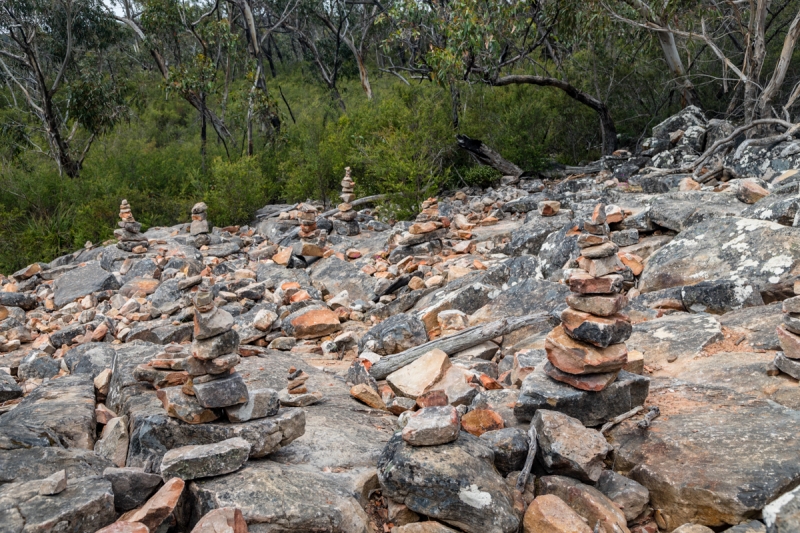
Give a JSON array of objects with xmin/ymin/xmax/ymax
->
[
  {"xmin": 114, "ymin": 199, "xmax": 148, "ymax": 253},
  {"xmin": 545, "ymin": 203, "xmax": 633, "ymax": 391},
  {"xmin": 389, "ymin": 197, "xmax": 448, "ymax": 263},
  {"xmin": 332, "ymin": 167, "xmax": 360, "ymax": 236},
  {"xmin": 190, "ymin": 201, "xmax": 210, "ymax": 246},
  {"xmin": 775, "ymin": 287, "xmax": 800, "ymax": 379},
  {"xmin": 134, "ymin": 287, "xmax": 250, "ymax": 424},
  {"xmin": 296, "ymin": 202, "xmax": 320, "ymax": 240}
]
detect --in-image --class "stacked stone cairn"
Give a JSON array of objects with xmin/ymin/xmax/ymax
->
[
  {"xmin": 388, "ymin": 197, "xmax": 447, "ymax": 263},
  {"xmin": 133, "ymin": 287, "xmax": 269, "ymax": 424},
  {"xmin": 775, "ymin": 285, "xmax": 800, "ymax": 379},
  {"xmin": 332, "ymin": 167, "xmax": 360, "ymax": 236},
  {"xmin": 190, "ymin": 201, "xmax": 211, "ymax": 246},
  {"xmin": 544, "ymin": 203, "xmax": 633, "ymax": 391},
  {"xmin": 114, "ymin": 199, "xmax": 148, "ymax": 253},
  {"xmin": 278, "ymin": 366, "xmax": 323, "ymax": 406},
  {"xmin": 297, "ymin": 203, "xmax": 320, "ymax": 240}
]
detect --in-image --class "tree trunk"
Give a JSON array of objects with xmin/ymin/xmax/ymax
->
[
  {"xmin": 449, "ymin": 80, "xmax": 460, "ymax": 128},
  {"xmin": 456, "ymin": 134, "xmax": 523, "ymax": 176},
  {"xmin": 744, "ymin": 0, "xmax": 771, "ymax": 124},
  {"xmin": 492, "ymin": 75, "xmax": 618, "ymax": 155},
  {"xmin": 655, "ymin": 30, "xmax": 702, "ymax": 108},
  {"xmin": 756, "ymin": 8, "xmax": 800, "ymax": 119}
]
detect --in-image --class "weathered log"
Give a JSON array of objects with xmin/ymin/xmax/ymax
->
[
  {"xmin": 319, "ymin": 194, "xmax": 388, "ymax": 217},
  {"xmin": 456, "ymin": 134, "xmax": 523, "ymax": 177},
  {"xmin": 368, "ymin": 313, "xmax": 549, "ymax": 379}
]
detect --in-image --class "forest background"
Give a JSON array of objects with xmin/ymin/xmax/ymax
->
[{"xmin": 2, "ymin": 0, "xmax": 800, "ymax": 272}]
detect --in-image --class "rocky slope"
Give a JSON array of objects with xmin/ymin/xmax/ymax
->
[{"xmin": 1, "ymin": 107, "xmax": 799, "ymax": 532}]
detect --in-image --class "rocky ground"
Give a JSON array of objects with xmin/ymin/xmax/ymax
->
[{"xmin": 1, "ymin": 106, "xmax": 800, "ymax": 533}]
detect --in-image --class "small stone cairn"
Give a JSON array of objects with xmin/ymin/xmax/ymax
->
[
  {"xmin": 190, "ymin": 202, "xmax": 210, "ymax": 246},
  {"xmin": 114, "ymin": 199, "xmax": 148, "ymax": 253},
  {"xmin": 544, "ymin": 203, "xmax": 633, "ymax": 391},
  {"xmin": 133, "ymin": 287, "xmax": 266, "ymax": 425},
  {"xmin": 388, "ymin": 197, "xmax": 447, "ymax": 263},
  {"xmin": 332, "ymin": 167, "xmax": 360, "ymax": 236},
  {"xmin": 278, "ymin": 366, "xmax": 323, "ymax": 407},
  {"xmin": 775, "ymin": 284, "xmax": 800, "ymax": 379},
  {"xmin": 297, "ymin": 203, "xmax": 320, "ymax": 240}
]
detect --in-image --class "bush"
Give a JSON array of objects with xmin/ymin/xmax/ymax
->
[{"xmin": 461, "ymin": 166, "xmax": 501, "ymax": 188}]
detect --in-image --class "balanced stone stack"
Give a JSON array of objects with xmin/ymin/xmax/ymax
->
[
  {"xmin": 775, "ymin": 289, "xmax": 800, "ymax": 379},
  {"xmin": 333, "ymin": 168, "xmax": 360, "ymax": 236},
  {"xmin": 190, "ymin": 202, "xmax": 210, "ymax": 246},
  {"xmin": 296, "ymin": 203, "xmax": 320, "ymax": 240},
  {"xmin": 133, "ymin": 288, "xmax": 251, "ymax": 424},
  {"xmin": 340, "ymin": 166, "xmax": 355, "ymax": 203},
  {"xmin": 544, "ymin": 203, "xmax": 632, "ymax": 391},
  {"xmin": 115, "ymin": 199, "xmax": 148, "ymax": 253},
  {"xmin": 389, "ymin": 197, "xmax": 446, "ymax": 263}
]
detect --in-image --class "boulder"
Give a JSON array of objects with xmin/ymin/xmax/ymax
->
[
  {"xmin": 595, "ymin": 470, "xmax": 649, "ymax": 522},
  {"xmin": 191, "ymin": 507, "xmax": 249, "ymax": 533},
  {"xmin": 639, "ymin": 217, "xmax": 800, "ymax": 299},
  {"xmin": 479, "ymin": 428, "xmax": 529, "ymax": 475},
  {"xmin": 64, "ymin": 343, "xmax": 116, "ymax": 379},
  {"xmin": 0, "ymin": 447, "xmax": 112, "ymax": 484},
  {"xmin": 54, "ymin": 262, "xmax": 120, "ymax": 308},
  {"xmin": 309, "ymin": 256, "xmax": 375, "ymax": 302},
  {"xmin": 119, "ymin": 477, "xmax": 184, "ymax": 531},
  {"xmin": 0, "ymin": 475, "xmax": 115, "ymax": 533},
  {"xmin": 1, "ymin": 375, "xmax": 96, "ymax": 449},
  {"xmin": 103, "ymin": 467, "xmax": 163, "ymax": 512},
  {"xmin": 282, "ymin": 306, "xmax": 341, "ymax": 339},
  {"xmin": 648, "ymin": 191, "xmax": 744, "ymax": 232},
  {"xmin": 188, "ymin": 461, "xmax": 371, "ymax": 533},
  {"xmin": 609, "ymin": 382, "xmax": 800, "ymax": 530},
  {"xmin": 378, "ymin": 432, "xmax": 521, "ymax": 533},
  {"xmin": 402, "ymin": 406, "xmax": 460, "ymax": 446},
  {"xmin": 522, "ymin": 494, "xmax": 593, "ymax": 533},
  {"xmin": 387, "ymin": 348, "xmax": 450, "ymax": 399},
  {"xmin": 536, "ymin": 475, "xmax": 629, "ymax": 533},
  {"xmin": 0, "ymin": 369, "xmax": 21, "ymax": 402},
  {"xmin": 764, "ymin": 484, "xmax": 800, "ymax": 532},
  {"xmin": 534, "ymin": 410, "xmax": 613, "ymax": 482}
]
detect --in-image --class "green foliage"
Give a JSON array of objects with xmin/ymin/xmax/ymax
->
[
  {"xmin": 461, "ymin": 166, "xmax": 501, "ymax": 188},
  {"xmin": 204, "ymin": 156, "xmax": 270, "ymax": 226}
]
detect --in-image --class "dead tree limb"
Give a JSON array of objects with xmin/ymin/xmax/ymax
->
[
  {"xmin": 456, "ymin": 135, "xmax": 523, "ymax": 178},
  {"xmin": 368, "ymin": 313, "xmax": 549, "ymax": 379},
  {"xmin": 600, "ymin": 406, "xmax": 644, "ymax": 434},
  {"xmin": 516, "ymin": 424, "xmax": 538, "ymax": 493}
]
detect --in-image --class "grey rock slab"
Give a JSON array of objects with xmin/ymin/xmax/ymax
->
[
  {"xmin": 774, "ymin": 352, "xmax": 800, "ymax": 379},
  {"xmin": 358, "ymin": 313, "xmax": 428, "ymax": 356},
  {"xmin": 225, "ymin": 387, "xmax": 279, "ymax": 422},
  {"xmin": 309, "ymin": 256, "xmax": 375, "ymax": 302},
  {"xmin": 0, "ymin": 447, "xmax": 112, "ymax": 484},
  {"xmin": 378, "ymin": 432, "xmax": 521, "ymax": 533},
  {"xmin": 188, "ymin": 460, "xmax": 371, "ymax": 533},
  {"xmin": 648, "ymin": 191, "xmax": 744, "ymax": 232},
  {"xmin": 470, "ymin": 389, "xmax": 524, "ymax": 429},
  {"xmin": 126, "ymin": 319, "xmax": 193, "ymax": 345},
  {"xmin": 639, "ymin": 217, "xmax": 800, "ymax": 299},
  {"xmin": 514, "ymin": 370, "xmax": 650, "ymax": 427},
  {"xmin": 724, "ymin": 521, "xmax": 766, "ymax": 533},
  {"xmin": 626, "ymin": 312, "xmax": 722, "ymax": 367},
  {"xmin": 103, "ymin": 466, "xmax": 163, "ymax": 512},
  {"xmin": 0, "ymin": 475, "xmax": 115, "ymax": 533},
  {"xmin": 160, "ymin": 437, "xmax": 251, "ymax": 481},
  {"xmin": 17, "ymin": 352, "xmax": 60, "ymax": 380},
  {"xmin": 401, "ymin": 406, "xmax": 460, "ymax": 446},
  {"xmin": 0, "ymin": 292, "xmax": 37, "ymax": 311},
  {"xmin": 1, "ymin": 375, "xmax": 96, "ymax": 450},
  {"xmin": 533, "ymin": 409, "xmax": 613, "ymax": 482},
  {"xmin": 610, "ymin": 381, "xmax": 800, "ymax": 530},
  {"xmin": 742, "ymin": 194, "xmax": 800, "ymax": 226},
  {"xmin": 681, "ymin": 279, "xmax": 764, "ymax": 315},
  {"xmin": 718, "ymin": 302, "xmax": 782, "ymax": 350},
  {"xmin": 53, "ymin": 261, "xmax": 120, "ymax": 308},
  {"xmin": 193, "ymin": 372, "xmax": 249, "ymax": 408},
  {"xmin": 106, "ymin": 341, "xmax": 163, "ymax": 416},
  {"xmin": 509, "ymin": 213, "xmax": 572, "ymax": 256}
]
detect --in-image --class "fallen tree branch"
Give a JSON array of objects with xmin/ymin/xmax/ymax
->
[
  {"xmin": 637, "ymin": 406, "xmax": 661, "ymax": 429},
  {"xmin": 600, "ymin": 405, "xmax": 644, "ymax": 434},
  {"xmin": 368, "ymin": 313, "xmax": 549, "ymax": 379},
  {"xmin": 516, "ymin": 424, "xmax": 538, "ymax": 493},
  {"xmin": 456, "ymin": 134, "xmax": 523, "ymax": 177},
  {"xmin": 319, "ymin": 194, "xmax": 388, "ymax": 217}
]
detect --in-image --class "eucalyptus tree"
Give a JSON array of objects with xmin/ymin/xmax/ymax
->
[{"xmin": 0, "ymin": 0, "xmax": 127, "ymax": 177}]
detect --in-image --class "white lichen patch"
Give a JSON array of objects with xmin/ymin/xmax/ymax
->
[
  {"xmin": 458, "ymin": 484, "xmax": 492, "ymax": 508},
  {"xmin": 652, "ymin": 328, "xmax": 676, "ymax": 340},
  {"xmin": 760, "ymin": 254, "xmax": 793, "ymax": 276}
]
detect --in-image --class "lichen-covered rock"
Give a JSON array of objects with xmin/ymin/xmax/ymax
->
[{"xmin": 378, "ymin": 432, "xmax": 521, "ymax": 533}]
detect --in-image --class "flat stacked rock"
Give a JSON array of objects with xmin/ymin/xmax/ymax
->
[
  {"xmin": 332, "ymin": 167, "xmax": 360, "ymax": 236},
  {"xmin": 114, "ymin": 199, "xmax": 148, "ymax": 253},
  {"xmin": 297, "ymin": 203, "xmax": 320, "ymax": 239},
  {"xmin": 545, "ymin": 203, "xmax": 632, "ymax": 391},
  {"xmin": 389, "ymin": 197, "xmax": 447, "ymax": 263},
  {"xmin": 775, "ymin": 288, "xmax": 800, "ymax": 379},
  {"xmin": 190, "ymin": 202, "xmax": 210, "ymax": 246},
  {"xmin": 133, "ymin": 288, "xmax": 250, "ymax": 424},
  {"xmin": 279, "ymin": 366, "xmax": 323, "ymax": 407}
]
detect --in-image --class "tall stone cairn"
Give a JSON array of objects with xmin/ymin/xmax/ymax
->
[
  {"xmin": 114, "ymin": 199, "xmax": 149, "ymax": 253},
  {"xmin": 132, "ymin": 287, "xmax": 250, "ymax": 424},
  {"xmin": 544, "ymin": 203, "xmax": 632, "ymax": 391},
  {"xmin": 332, "ymin": 167, "xmax": 360, "ymax": 236},
  {"xmin": 190, "ymin": 202, "xmax": 210, "ymax": 247},
  {"xmin": 297, "ymin": 203, "xmax": 320, "ymax": 240}
]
